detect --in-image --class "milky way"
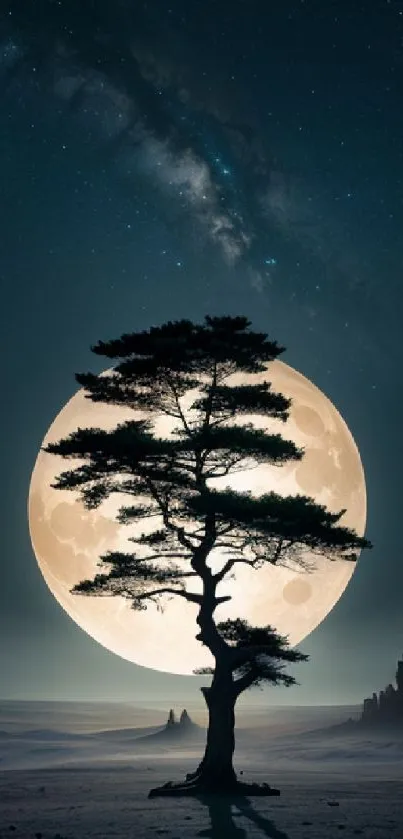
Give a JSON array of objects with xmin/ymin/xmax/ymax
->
[{"xmin": 1, "ymin": 0, "xmax": 403, "ymax": 703}]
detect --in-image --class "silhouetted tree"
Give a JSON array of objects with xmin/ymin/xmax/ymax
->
[{"xmin": 45, "ymin": 315, "xmax": 371, "ymax": 796}]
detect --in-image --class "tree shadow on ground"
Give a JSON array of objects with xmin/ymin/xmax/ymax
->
[{"xmin": 196, "ymin": 794, "xmax": 290, "ymax": 839}]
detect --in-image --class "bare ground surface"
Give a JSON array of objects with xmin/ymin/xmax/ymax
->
[
  {"xmin": 0, "ymin": 704, "xmax": 402, "ymax": 838},
  {"xmin": 0, "ymin": 759, "xmax": 402, "ymax": 839}
]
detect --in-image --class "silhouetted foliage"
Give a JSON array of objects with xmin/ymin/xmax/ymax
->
[{"xmin": 194, "ymin": 619, "xmax": 308, "ymax": 692}]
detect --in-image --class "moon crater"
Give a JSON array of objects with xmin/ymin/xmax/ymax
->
[
  {"xmin": 282, "ymin": 579, "xmax": 313, "ymax": 606},
  {"xmin": 293, "ymin": 405, "xmax": 326, "ymax": 437}
]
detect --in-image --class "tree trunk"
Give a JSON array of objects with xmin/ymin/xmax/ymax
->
[
  {"xmin": 194, "ymin": 684, "xmax": 237, "ymax": 790},
  {"xmin": 148, "ymin": 573, "xmax": 280, "ymax": 798},
  {"xmin": 149, "ymin": 679, "xmax": 281, "ymax": 797}
]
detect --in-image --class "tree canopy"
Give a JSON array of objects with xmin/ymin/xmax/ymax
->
[{"xmin": 45, "ymin": 315, "xmax": 371, "ymax": 683}]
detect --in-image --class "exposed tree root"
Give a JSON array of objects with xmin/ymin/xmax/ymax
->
[{"xmin": 148, "ymin": 778, "xmax": 281, "ymax": 798}]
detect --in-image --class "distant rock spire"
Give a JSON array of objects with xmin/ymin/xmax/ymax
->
[
  {"xmin": 167, "ymin": 709, "xmax": 176, "ymax": 727},
  {"xmin": 164, "ymin": 708, "xmax": 196, "ymax": 730},
  {"xmin": 180, "ymin": 709, "xmax": 192, "ymax": 727}
]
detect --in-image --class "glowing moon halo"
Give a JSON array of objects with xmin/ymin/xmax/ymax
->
[{"xmin": 28, "ymin": 361, "xmax": 367, "ymax": 675}]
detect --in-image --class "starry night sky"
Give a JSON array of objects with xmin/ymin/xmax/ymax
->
[{"xmin": 1, "ymin": 0, "xmax": 402, "ymax": 705}]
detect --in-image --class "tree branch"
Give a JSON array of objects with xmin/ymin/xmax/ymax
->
[
  {"xmin": 142, "ymin": 474, "xmax": 196, "ymax": 551},
  {"xmin": 165, "ymin": 372, "xmax": 194, "ymax": 438},
  {"xmin": 233, "ymin": 665, "xmax": 260, "ymax": 696},
  {"xmin": 215, "ymin": 595, "xmax": 232, "ymax": 605},
  {"xmin": 133, "ymin": 587, "xmax": 203, "ymax": 605},
  {"xmin": 231, "ymin": 645, "xmax": 295, "ymax": 667},
  {"xmin": 204, "ymin": 461, "xmax": 258, "ymax": 479},
  {"xmin": 122, "ymin": 551, "xmax": 194, "ymax": 562},
  {"xmin": 214, "ymin": 555, "xmax": 261, "ymax": 583}
]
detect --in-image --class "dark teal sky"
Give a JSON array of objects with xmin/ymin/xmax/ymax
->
[{"xmin": 1, "ymin": 0, "xmax": 402, "ymax": 705}]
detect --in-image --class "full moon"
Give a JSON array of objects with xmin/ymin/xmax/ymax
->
[{"xmin": 28, "ymin": 361, "xmax": 366, "ymax": 675}]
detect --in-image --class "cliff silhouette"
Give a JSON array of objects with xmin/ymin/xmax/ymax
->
[{"xmin": 360, "ymin": 655, "xmax": 403, "ymax": 726}]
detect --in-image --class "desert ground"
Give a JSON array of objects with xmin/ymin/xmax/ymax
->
[{"xmin": 0, "ymin": 701, "xmax": 402, "ymax": 838}]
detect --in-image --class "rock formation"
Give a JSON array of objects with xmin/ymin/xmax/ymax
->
[
  {"xmin": 134, "ymin": 707, "xmax": 204, "ymax": 747},
  {"xmin": 179, "ymin": 709, "xmax": 192, "ymax": 728},
  {"xmin": 361, "ymin": 655, "xmax": 403, "ymax": 725},
  {"xmin": 164, "ymin": 708, "xmax": 198, "ymax": 733}
]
